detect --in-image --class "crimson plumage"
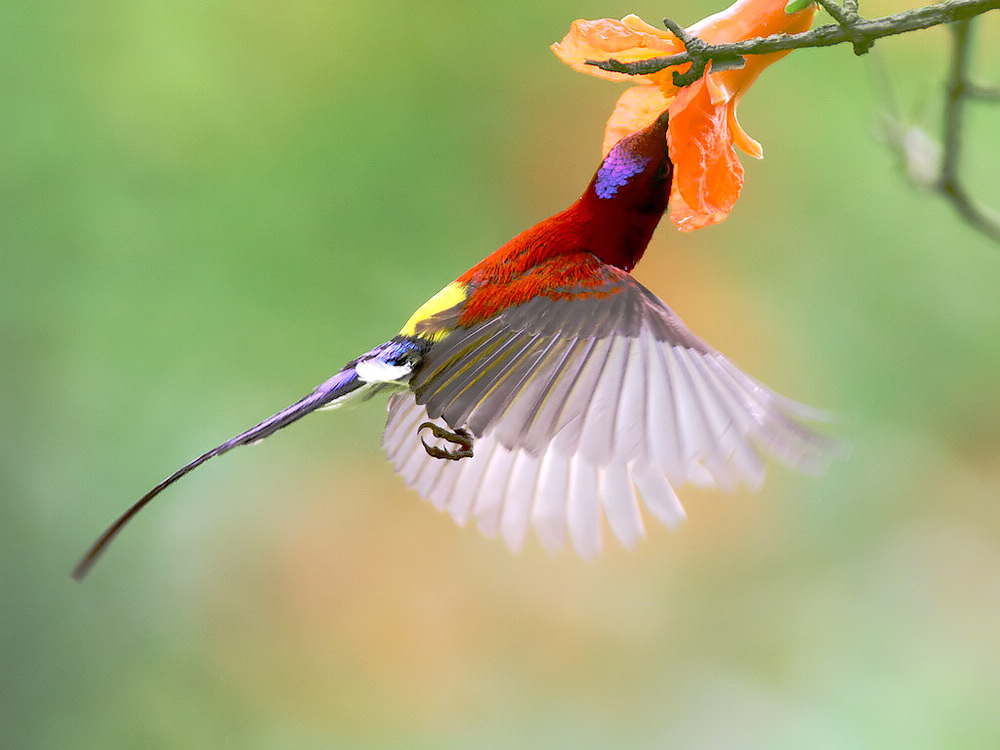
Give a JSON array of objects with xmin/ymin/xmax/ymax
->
[{"xmin": 73, "ymin": 112, "xmax": 833, "ymax": 579}]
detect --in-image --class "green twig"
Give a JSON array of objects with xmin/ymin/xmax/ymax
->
[{"xmin": 936, "ymin": 20, "xmax": 1000, "ymax": 243}]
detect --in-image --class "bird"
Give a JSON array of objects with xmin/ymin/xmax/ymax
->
[{"xmin": 72, "ymin": 111, "xmax": 834, "ymax": 580}]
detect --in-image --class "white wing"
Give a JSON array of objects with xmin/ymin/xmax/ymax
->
[{"xmin": 383, "ymin": 272, "xmax": 835, "ymax": 556}]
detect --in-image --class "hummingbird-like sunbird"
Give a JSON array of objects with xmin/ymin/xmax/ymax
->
[{"xmin": 73, "ymin": 112, "xmax": 834, "ymax": 580}]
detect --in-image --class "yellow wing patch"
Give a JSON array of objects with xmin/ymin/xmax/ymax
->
[{"xmin": 399, "ymin": 281, "xmax": 467, "ymax": 341}]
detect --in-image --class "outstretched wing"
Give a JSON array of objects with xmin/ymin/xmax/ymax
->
[{"xmin": 382, "ymin": 268, "xmax": 835, "ymax": 556}]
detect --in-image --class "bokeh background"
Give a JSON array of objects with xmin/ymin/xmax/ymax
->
[{"xmin": 3, "ymin": 1, "xmax": 999, "ymax": 747}]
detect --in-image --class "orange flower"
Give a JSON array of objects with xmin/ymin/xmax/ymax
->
[{"xmin": 553, "ymin": 0, "xmax": 816, "ymax": 231}]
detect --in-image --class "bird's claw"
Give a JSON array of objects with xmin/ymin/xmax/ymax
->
[{"xmin": 418, "ymin": 421, "xmax": 475, "ymax": 461}]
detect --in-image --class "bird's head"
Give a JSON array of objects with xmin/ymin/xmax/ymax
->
[
  {"xmin": 577, "ymin": 111, "xmax": 672, "ymax": 271},
  {"xmin": 586, "ymin": 111, "xmax": 671, "ymax": 213}
]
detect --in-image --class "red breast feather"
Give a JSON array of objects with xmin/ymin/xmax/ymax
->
[{"xmin": 457, "ymin": 113, "xmax": 672, "ymax": 328}]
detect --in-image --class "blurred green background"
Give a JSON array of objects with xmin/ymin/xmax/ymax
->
[{"xmin": 3, "ymin": 1, "xmax": 999, "ymax": 747}]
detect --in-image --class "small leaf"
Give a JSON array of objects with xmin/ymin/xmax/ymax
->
[{"xmin": 785, "ymin": 0, "xmax": 814, "ymax": 12}]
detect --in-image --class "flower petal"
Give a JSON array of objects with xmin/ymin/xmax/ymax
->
[
  {"xmin": 726, "ymin": 97, "xmax": 763, "ymax": 159},
  {"xmin": 551, "ymin": 18, "xmax": 680, "ymax": 84},
  {"xmin": 601, "ymin": 86, "xmax": 673, "ymax": 157},
  {"xmin": 556, "ymin": 1, "xmax": 817, "ymax": 231},
  {"xmin": 690, "ymin": 0, "xmax": 815, "ymax": 46},
  {"xmin": 668, "ymin": 80, "xmax": 744, "ymax": 232}
]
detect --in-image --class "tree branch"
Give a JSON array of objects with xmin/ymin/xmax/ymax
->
[
  {"xmin": 967, "ymin": 82, "xmax": 1000, "ymax": 100},
  {"xmin": 813, "ymin": 0, "xmax": 870, "ymax": 54},
  {"xmin": 587, "ymin": 0, "xmax": 1000, "ymax": 243},
  {"xmin": 877, "ymin": 16, "xmax": 1000, "ymax": 244},
  {"xmin": 936, "ymin": 19, "xmax": 1000, "ymax": 242},
  {"xmin": 588, "ymin": 0, "xmax": 999, "ymax": 87}
]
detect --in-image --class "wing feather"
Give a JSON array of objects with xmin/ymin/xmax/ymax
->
[
  {"xmin": 548, "ymin": 336, "xmax": 615, "ymax": 453},
  {"xmin": 444, "ymin": 455, "xmax": 481, "ymax": 527},
  {"xmin": 631, "ymin": 461, "xmax": 685, "ymax": 528},
  {"xmin": 695, "ymin": 354, "xmax": 767, "ymax": 489},
  {"xmin": 708, "ymin": 354, "xmax": 834, "ymax": 472},
  {"xmin": 422, "ymin": 331, "xmax": 521, "ymax": 422},
  {"xmin": 500, "ymin": 451, "xmax": 542, "ymax": 552},
  {"xmin": 577, "ymin": 336, "xmax": 628, "ymax": 463},
  {"xmin": 532, "ymin": 447, "xmax": 570, "ymax": 551},
  {"xmin": 390, "ymin": 395, "xmax": 433, "ymax": 483},
  {"xmin": 474, "ymin": 445, "xmax": 517, "ymax": 538},
  {"xmin": 568, "ymin": 455, "xmax": 601, "ymax": 557},
  {"xmin": 382, "ymin": 269, "xmax": 837, "ymax": 555},
  {"xmin": 425, "ymin": 455, "xmax": 462, "ymax": 514},
  {"xmin": 464, "ymin": 335, "xmax": 552, "ymax": 436},
  {"xmin": 663, "ymin": 345, "xmax": 716, "ymax": 488},
  {"xmin": 411, "ymin": 320, "xmax": 508, "ymax": 396},
  {"xmin": 675, "ymin": 346, "xmax": 738, "ymax": 490},
  {"xmin": 600, "ymin": 462, "xmax": 644, "ymax": 548},
  {"xmin": 613, "ymin": 334, "xmax": 648, "ymax": 463},
  {"xmin": 521, "ymin": 338, "xmax": 598, "ymax": 456},
  {"xmin": 383, "ymin": 393, "xmax": 417, "ymax": 456},
  {"xmin": 645, "ymin": 332, "xmax": 685, "ymax": 483},
  {"xmin": 491, "ymin": 337, "xmax": 573, "ymax": 451}
]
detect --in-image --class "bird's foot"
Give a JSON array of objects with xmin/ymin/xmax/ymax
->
[{"xmin": 418, "ymin": 421, "xmax": 475, "ymax": 461}]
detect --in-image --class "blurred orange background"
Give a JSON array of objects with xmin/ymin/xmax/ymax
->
[{"xmin": 3, "ymin": 1, "xmax": 999, "ymax": 747}]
